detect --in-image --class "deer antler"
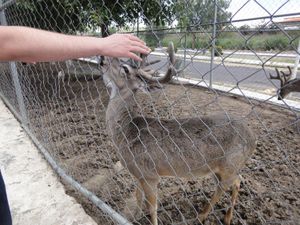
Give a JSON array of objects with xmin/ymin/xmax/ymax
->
[
  {"xmin": 270, "ymin": 66, "xmax": 292, "ymax": 86},
  {"xmin": 138, "ymin": 42, "xmax": 176, "ymax": 83},
  {"xmin": 270, "ymin": 66, "xmax": 299, "ymax": 100},
  {"xmin": 270, "ymin": 68, "xmax": 285, "ymax": 87},
  {"xmin": 281, "ymin": 66, "xmax": 292, "ymax": 83}
]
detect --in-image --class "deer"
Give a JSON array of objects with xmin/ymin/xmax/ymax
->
[
  {"xmin": 101, "ymin": 42, "xmax": 256, "ymax": 225},
  {"xmin": 270, "ymin": 66, "xmax": 300, "ymax": 100}
]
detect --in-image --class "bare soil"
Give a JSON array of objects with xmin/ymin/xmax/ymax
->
[{"xmin": 14, "ymin": 62, "xmax": 300, "ymax": 225}]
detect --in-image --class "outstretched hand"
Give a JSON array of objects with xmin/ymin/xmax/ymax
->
[
  {"xmin": 0, "ymin": 26, "xmax": 151, "ymax": 62},
  {"xmin": 100, "ymin": 34, "xmax": 151, "ymax": 61}
]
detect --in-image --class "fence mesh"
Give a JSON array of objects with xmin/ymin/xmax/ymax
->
[{"xmin": 0, "ymin": 0, "xmax": 300, "ymax": 225}]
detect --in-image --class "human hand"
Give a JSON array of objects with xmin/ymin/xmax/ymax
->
[{"xmin": 100, "ymin": 34, "xmax": 151, "ymax": 61}]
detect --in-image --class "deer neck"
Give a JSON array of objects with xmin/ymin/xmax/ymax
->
[{"xmin": 106, "ymin": 89, "xmax": 137, "ymax": 142}]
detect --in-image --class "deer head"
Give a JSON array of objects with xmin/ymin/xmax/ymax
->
[
  {"xmin": 270, "ymin": 66, "xmax": 293, "ymax": 100},
  {"xmin": 101, "ymin": 42, "xmax": 176, "ymax": 99}
]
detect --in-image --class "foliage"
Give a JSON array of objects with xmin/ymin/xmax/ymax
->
[
  {"xmin": 80, "ymin": 0, "xmax": 174, "ymax": 36},
  {"xmin": 156, "ymin": 31, "xmax": 299, "ymax": 51},
  {"xmin": 174, "ymin": 0, "xmax": 232, "ymax": 31},
  {"xmin": 172, "ymin": 0, "xmax": 231, "ymax": 50},
  {"xmin": 265, "ymin": 35, "xmax": 289, "ymax": 51},
  {"xmin": 214, "ymin": 45, "xmax": 223, "ymax": 56},
  {"xmin": 7, "ymin": 0, "xmax": 84, "ymax": 33},
  {"xmin": 238, "ymin": 25, "xmax": 251, "ymax": 35},
  {"xmin": 218, "ymin": 34, "xmax": 293, "ymax": 51},
  {"xmin": 142, "ymin": 32, "xmax": 159, "ymax": 48},
  {"xmin": 218, "ymin": 37, "xmax": 244, "ymax": 49},
  {"xmin": 142, "ymin": 27, "xmax": 168, "ymax": 48},
  {"xmin": 10, "ymin": 0, "xmax": 175, "ymax": 36}
]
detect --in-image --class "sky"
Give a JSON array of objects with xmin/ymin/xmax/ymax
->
[{"xmin": 227, "ymin": 0, "xmax": 300, "ymax": 27}]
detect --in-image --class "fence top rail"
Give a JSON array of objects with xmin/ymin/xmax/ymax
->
[{"xmin": 119, "ymin": 12, "xmax": 300, "ymax": 34}]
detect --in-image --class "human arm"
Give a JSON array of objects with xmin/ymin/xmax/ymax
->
[{"xmin": 0, "ymin": 26, "xmax": 150, "ymax": 62}]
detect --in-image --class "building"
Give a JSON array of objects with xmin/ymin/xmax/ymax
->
[{"xmin": 277, "ymin": 17, "xmax": 300, "ymax": 30}]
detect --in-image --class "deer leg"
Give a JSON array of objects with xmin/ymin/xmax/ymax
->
[
  {"xmin": 224, "ymin": 178, "xmax": 240, "ymax": 225},
  {"xmin": 198, "ymin": 182, "xmax": 225, "ymax": 223},
  {"xmin": 135, "ymin": 180, "xmax": 144, "ymax": 218},
  {"xmin": 140, "ymin": 179, "xmax": 159, "ymax": 225},
  {"xmin": 198, "ymin": 173, "xmax": 237, "ymax": 223}
]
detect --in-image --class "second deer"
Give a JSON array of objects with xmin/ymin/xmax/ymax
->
[
  {"xmin": 270, "ymin": 66, "xmax": 300, "ymax": 99},
  {"xmin": 102, "ymin": 43, "xmax": 256, "ymax": 225}
]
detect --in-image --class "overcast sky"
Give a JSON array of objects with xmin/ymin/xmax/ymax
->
[{"xmin": 228, "ymin": 0, "xmax": 300, "ymax": 27}]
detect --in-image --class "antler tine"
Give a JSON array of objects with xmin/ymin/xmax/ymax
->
[
  {"xmin": 168, "ymin": 41, "xmax": 176, "ymax": 65},
  {"xmin": 287, "ymin": 66, "xmax": 292, "ymax": 75},
  {"xmin": 270, "ymin": 68, "xmax": 279, "ymax": 80},
  {"xmin": 280, "ymin": 71, "xmax": 288, "ymax": 83},
  {"xmin": 270, "ymin": 68, "xmax": 285, "ymax": 87},
  {"xmin": 139, "ymin": 42, "xmax": 176, "ymax": 83},
  {"xmin": 280, "ymin": 66, "xmax": 292, "ymax": 83},
  {"xmin": 271, "ymin": 68, "xmax": 281, "ymax": 79}
]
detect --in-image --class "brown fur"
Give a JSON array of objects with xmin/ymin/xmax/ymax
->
[{"xmin": 103, "ymin": 55, "xmax": 256, "ymax": 225}]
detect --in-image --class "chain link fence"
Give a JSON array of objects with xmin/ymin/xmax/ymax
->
[{"xmin": 0, "ymin": 0, "xmax": 300, "ymax": 224}]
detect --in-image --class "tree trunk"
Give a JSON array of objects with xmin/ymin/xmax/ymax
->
[
  {"xmin": 101, "ymin": 23, "xmax": 110, "ymax": 37},
  {"xmin": 192, "ymin": 33, "xmax": 196, "ymax": 50},
  {"xmin": 100, "ymin": 22, "xmax": 110, "ymax": 66}
]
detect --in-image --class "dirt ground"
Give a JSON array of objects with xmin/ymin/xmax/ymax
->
[{"xmin": 4, "ymin": 61, "xmax": 300, "ymax": 225}]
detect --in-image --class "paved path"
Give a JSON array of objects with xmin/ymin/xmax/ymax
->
[
  {"xmin": 0, "ymin": 100, "xmax": 97, "ymax": 225},
  {"xmin": 85, "ymin": 54, "xmax": 299, "ymax": 100},
  {"xmin": 148, "ymin": 54, "xmax": 300, "ymax": 99}
]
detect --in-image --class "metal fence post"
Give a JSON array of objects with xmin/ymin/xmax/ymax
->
[
  {"xmin": 209, "ymin": 0, "xmax": 218, "ymax": 88},
  {"xmin": 182, "ymin": 30, "xmax": 187, "ymax": 77},
  {"xmin": 0, "ymin": 0, "xmax": 29, "ymax": 126},
  {"xmin": 136, "ymin": 12, "xmax": 140, "ymax": 37},
  {"xmin": 0, "ymin": 3, "xmax": 4, "ymax": 22},
  {"xmin": 292, "ymin": 39, "xmax": 300, "ymax": 79}
]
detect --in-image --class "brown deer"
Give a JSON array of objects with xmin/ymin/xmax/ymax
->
[
  {"xmin": 101, "ymin": 42, "xmax": 256, "ymax": 225},
  {"xmin": 270, "ymin": 66, "xmax": 300, "ymax": 100}
]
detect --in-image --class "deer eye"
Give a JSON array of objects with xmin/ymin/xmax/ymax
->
[{"xmin": 122, "ymin": 65, "xmax": 130, "ymax": 74}]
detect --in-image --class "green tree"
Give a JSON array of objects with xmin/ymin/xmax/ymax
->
[
  {"xmin": 238, "ymin": 24, "xmax": 251, "ymax": 35},
  {"xmin": 174, "ymin": 0, "xmax": 231, "ymax": 48},
  {"xmin": 81, "ymin": 0, "xmax": 174, "ymax": 37},
  {"xmin": 7, "ymin": 0, "xmax": 174, "ymax": 37},
  {"xmin": 175, "ymin": 0, "xmax": 231, "ymax": 29},
  {"xmin": 6, "ymin": 0, "xmax": 85, "ymax": 33}
]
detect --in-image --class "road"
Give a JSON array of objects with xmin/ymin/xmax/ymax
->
[
  {"xmin": 148, "ymin": 54, "xmax": 291, "ymax": 95},
  {"xmin": 85, "ymin": 54, "xmax": 299, "ymax": 100}
]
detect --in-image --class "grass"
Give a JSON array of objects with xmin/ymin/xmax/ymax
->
[{"xmin": 142, "ymin": 31, "xmax": 300, "ymax": 52}]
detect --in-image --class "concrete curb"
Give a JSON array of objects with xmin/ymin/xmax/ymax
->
[
  {"xmin": 173, "ymin": 77, "xmax": 300, "ymax": 111},
  {"xmin": 0, "ymin": 100, "xmax": 98, "ymax": 225}
]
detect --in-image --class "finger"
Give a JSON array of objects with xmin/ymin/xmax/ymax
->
[
  {"xmin": 127, "ymin": 34, "xmax": 145, "ymax": 44},
  {"xmin": 131, "ymin": 40, "xmax": 151, "ymax": 52},
  {"xmin": 130, "ymin": 46, "xmax": 151, "ymax": 55},
  {"xmin": 127, "ymin": 52, "xmax": 142, "ymax": 61}
]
